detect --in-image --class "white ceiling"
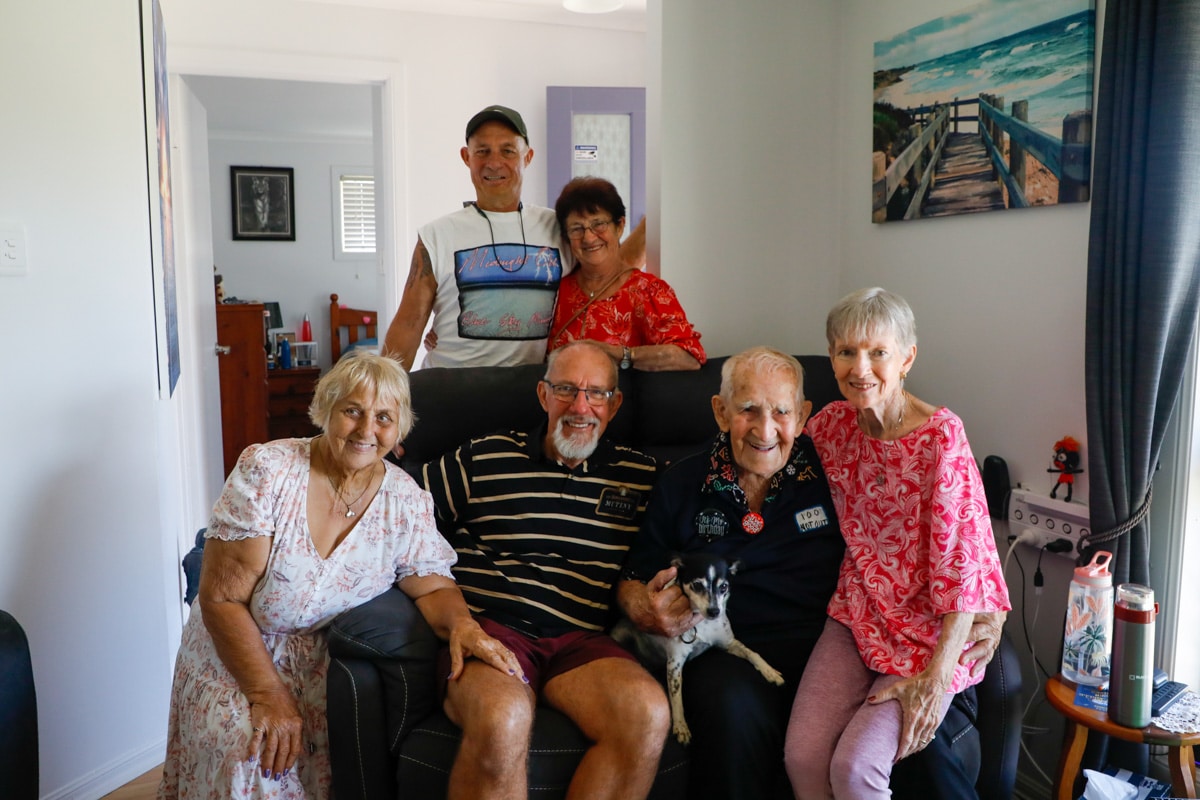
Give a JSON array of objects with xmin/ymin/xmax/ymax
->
[
  {"xmin": 184, "ymin": 76, "xmax": 376, "ymax": 141},
  {"xmin": 300, "ymin": 0, "xmax": 647, "ymax": 30},
  {"xmin": 183, "ymin": 0, "xmax": 645, "ymax": 141}
]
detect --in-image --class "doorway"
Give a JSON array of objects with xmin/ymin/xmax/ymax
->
[{"xmin": 164, "ymin": 56, "xmax": 401, "ymax": 622}]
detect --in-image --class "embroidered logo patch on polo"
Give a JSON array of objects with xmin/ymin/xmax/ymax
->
[{"xmin": 795, "ymin": 505, "xmax": 830, "ymax": 533}]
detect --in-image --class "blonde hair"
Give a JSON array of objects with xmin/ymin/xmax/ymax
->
[{"xmin": 308, "ymin": 352, "xmax": 415, "ymax": 438}]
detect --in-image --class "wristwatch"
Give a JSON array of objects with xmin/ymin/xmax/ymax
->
[{"xmin": 620, "ymin": 346, "xmax": 633, "ymax": 370}]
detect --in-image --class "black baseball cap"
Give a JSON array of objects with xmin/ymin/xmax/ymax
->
[{"xmin": 465, "ymin": 105, "xmax": 529, "ymax": 143}]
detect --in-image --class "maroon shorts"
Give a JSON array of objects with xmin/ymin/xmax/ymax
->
[{"xmin": 437, "ymin": 616, "xmax": 637, "ymax": 695}]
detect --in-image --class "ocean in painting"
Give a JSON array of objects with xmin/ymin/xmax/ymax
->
[{"xmin": 875, "ymin": 8, "xmax": 1094, "ymax": 136}]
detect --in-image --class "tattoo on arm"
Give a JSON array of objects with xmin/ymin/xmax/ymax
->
[{"xmin": 406, "ymin": 241, "xmax": 433, "ymax": 290}]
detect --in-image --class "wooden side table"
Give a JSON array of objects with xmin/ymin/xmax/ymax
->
[
  {"xmin": 268, "ymin": 366, "xmax": 321, "ymax": 441},
  {"xmin": 1045, "ymin": 673, "xmax": 1200, "ymax": 799}
]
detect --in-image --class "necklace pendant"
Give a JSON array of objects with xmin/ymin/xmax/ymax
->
[{"xmin": 345, "ymin": 509, "xmax": 356, "ymax": 518}]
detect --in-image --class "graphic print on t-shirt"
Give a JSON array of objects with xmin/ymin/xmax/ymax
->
[{"xmin": 455, "ymin": 243, "xmax": 563, "ymax": 340}]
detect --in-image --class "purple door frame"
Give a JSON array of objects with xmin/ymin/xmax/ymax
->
[{"xmin": 546, "ymin": 86, "xmax": 646, "ymax": 228}]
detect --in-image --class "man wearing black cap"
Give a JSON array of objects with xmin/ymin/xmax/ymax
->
[{"xmin": 383, "ymin": 105, "xmax": 570, "ymax": 370}]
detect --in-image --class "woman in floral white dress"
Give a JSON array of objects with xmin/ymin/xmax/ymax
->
[{"xmin": 158, "ymin": 353, "xmax": 525, "ymax": 800}]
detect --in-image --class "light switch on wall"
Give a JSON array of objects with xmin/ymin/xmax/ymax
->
[{"xmin": 0, "ymin": 222, "xmax": 28, "ymax": 275}]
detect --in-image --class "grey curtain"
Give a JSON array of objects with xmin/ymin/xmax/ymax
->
[{"xmin": 1084, "ymin": 0, "xmax": 1200, "ymax": 586}]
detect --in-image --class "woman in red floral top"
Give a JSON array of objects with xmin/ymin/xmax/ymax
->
[
  {"xmin": 784, "ymin": 288, "xmax": 1009, "ymax": 800},
  {"xmin": 548, "ymin": 177, "xmax": 705, "ymax": 371}
]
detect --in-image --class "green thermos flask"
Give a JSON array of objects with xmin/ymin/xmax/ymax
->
[{"xmin": 1108, "ymin": 583, "xmax": 1158, "ymax": 728}]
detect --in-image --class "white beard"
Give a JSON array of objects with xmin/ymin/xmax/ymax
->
[{"xmin": 551, "ymin": 417, "xmax": 600, "ymax": 463}]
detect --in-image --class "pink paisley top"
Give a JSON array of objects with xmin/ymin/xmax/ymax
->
[
  {"xmin": 806, "ymin": 402, "xmax": 1010, "ymax": 693},
  {"xmin": 547, "ymin": 269, "xmax": 706, "ymax": 364}
]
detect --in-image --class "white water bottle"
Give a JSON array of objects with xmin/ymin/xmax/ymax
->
[{"xmin": 1061, "ymin": 551, "xmax": 1113, "ymax": 685}]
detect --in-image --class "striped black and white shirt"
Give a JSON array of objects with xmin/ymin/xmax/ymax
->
[{"xmin": 422, "ymin": 426, "xmax": 658, "ymax": 636}]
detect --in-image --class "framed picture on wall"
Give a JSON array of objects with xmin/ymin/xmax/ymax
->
[{"xmin": 231, "ymin": 166, "xmax": 295, "ymax": 240}]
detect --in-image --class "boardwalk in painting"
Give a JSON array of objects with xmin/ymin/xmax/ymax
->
[{"xmin": 922, "ymin": 132, "xmax": 1005, "ymax": 217}]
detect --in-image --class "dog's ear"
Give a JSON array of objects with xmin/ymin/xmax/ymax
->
[
  {"xmin": 669, "ymin": 553, "xmax": 685, "ymax": 570},
  {"xmin": 727, "ymin": 559, "xmax": 742, "ymax": 575}
]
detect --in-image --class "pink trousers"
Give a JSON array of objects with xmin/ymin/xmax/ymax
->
[{"xmin": 783, "ymin": 618, "xmax": 952, "ymax": 800}]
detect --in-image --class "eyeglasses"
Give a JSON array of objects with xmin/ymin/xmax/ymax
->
[
  {"xmin": 541, "ymin": 380, "xmax": 616, "ymax": 406},
  {"xmin": 565, "ymin": 219, "xmax": 614, "ymax": 240}
]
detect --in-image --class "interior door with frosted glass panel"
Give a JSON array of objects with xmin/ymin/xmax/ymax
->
[{"xmin": 546, "ymin": 87, "xmax": 646, "ymax": 233}]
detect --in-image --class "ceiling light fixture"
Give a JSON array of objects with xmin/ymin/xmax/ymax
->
[{"xmin": 563, "ymin": 0, "xmax": 624, "ymax": 13}]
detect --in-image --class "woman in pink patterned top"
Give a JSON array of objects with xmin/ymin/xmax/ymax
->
[
  {"xmin": 547, "ymin": 177, "xmax": 705, "ymax": 371},
  {"xmin": 784, "ymin": 288, "xmax": 1010, "ymax": 800},
  {"xmin": 159, "ymin": 353, "xmax": 524, "ymax": 800}
]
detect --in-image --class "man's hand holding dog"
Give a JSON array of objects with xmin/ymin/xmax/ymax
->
[{"xmin": 617, "ymin": 567, "xmax": 702, "ymax": 637}]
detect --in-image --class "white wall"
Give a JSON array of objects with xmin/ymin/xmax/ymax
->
[
  {"xmin": 206, "ymin": 134, "xmax": 376, "ymax": 372},
  {"xmin": 655, "ymin": 0, "xmax": 842, "ymax": 357},
  {"xmin": 0, "ymin": 2, "xmax": 180, "ymax": 796}
]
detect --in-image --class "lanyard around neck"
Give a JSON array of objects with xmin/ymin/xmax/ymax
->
[{"xmin": 472, "ymin": 202, "xmax": 528, "ymax": 273}]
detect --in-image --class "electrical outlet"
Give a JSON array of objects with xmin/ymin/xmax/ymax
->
[{"xmin": 1008, "ymin": 487, "xmax": 1090, "ymax": 558}]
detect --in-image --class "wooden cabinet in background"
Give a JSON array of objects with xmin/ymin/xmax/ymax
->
[
  {"xmin": 216, "ymin": 303, "xmax": 269, "ymax": 476},
  {"xmin": 268, "ymin": 367, "xmax": 321, "ymax": 441}
]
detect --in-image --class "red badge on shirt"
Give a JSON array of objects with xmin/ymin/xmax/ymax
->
[{"xmin": 742, "ymin": 512, "xmax": 764, "ymax": 534}]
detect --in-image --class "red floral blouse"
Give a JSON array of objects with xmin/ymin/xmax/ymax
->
[{"xmin": 547, "ymin": 270, "xmax": 706, "ymax": 364}]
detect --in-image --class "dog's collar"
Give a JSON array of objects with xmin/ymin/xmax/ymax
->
[{"xmin": 680, "ymin": 628, "xmax": 697, "ymax": 644}]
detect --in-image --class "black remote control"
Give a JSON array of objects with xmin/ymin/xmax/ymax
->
[{"xmin": 1152, "ymin": 680, "xmax": 1188, "ymax": 716}]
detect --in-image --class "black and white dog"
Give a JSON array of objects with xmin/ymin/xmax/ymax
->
[{"xmin": 612, "ymin": 553, "xmax": 784, "ymax": 744}]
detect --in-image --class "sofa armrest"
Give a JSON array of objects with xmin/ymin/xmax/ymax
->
[
  {"xmin": 328, "ymin": 587, "xmax": 442, "ymax": 749},
  {"xmin": 975, "ymin": 631, "xmax": 1023, "ymax": 800},
  {"xmin": 327, "ymin": 656, "xmax": 394, "ymax": 800}
]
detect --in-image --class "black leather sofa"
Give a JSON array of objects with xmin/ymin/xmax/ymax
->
[
  {"xmin": 1, "ymin": 609, "xmax": 38, "ymax": 800},
  {"xmin": 326, "ymin": 357, "xmax": 1022, "ymax": 800}
]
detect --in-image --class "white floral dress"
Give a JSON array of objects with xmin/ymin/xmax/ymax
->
[{"xmin": 158, "ymin": 439, "xmax": 455, "ymax": 800}]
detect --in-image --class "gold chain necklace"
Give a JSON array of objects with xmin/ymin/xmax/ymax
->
[
  {"xmin": 327, "ymin": 470, "xmax": 372, "ymax": 518},
  {"xmin": 315, "ymin": 436, "xmax": 374, "ymax": 518}
]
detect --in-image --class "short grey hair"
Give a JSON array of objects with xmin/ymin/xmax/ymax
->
[
  {"xmin": 825, "ymin": 287, "xmax": 917, "ymax": 350},
  {"xmin": 544, "ymin": 340, "xmax": 619, "ymax": 390},
  {"xmin": 308, "ymin": 351, "xmax": 415, "ymax": 438},
  {"xmin": 719, "ymin": 347, "xmax": 806, "ymax": 409}
]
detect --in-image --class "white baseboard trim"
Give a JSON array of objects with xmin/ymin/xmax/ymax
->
[{"xmin": 43, "ymin": 737, "xmax": 165, "ymax": 800}]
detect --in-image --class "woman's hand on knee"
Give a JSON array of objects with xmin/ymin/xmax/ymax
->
[
  {"xmin": 246, "ymin": 690, "xmax": 305, "ymax": 779},
  {"xmin": 448, "ymin": 620, "xmax": 528, "ymax": 684},
  {"xmin": 868, "ymin": 673, "xmax": 947, "ymax": 762}
]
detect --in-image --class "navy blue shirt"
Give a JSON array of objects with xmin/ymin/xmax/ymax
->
[{"xmin": 623, "ymin": 433, "xmax": 844, "ymax": 673}]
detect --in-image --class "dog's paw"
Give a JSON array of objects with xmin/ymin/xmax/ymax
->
[
  {"xmin": 760, "ymin": 666, "xmax": 784, "ymax": 685},
  {"xmin": 673, "ymin": 719, "xmax": 692, "ymax": 745}
]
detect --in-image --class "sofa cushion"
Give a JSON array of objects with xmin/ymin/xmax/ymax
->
[{"xmin": 398, "ymin": 707, "xmax": 689, "ymax": 799}]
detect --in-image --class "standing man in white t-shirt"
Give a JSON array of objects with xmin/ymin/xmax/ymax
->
[
  {"xmin": 383, "ymin": 105, "xmax": 570, "ymax": 370},
  {"xmin": 384, "ymin": 105, "xmax": 644, "ymax": 371}
]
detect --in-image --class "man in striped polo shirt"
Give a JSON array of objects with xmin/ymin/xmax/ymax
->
[{"xmin": 421, "ymin": 341, "xmax": 670, "ymax": 800}]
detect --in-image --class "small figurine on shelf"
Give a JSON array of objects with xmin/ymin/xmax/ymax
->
[{"xmin": 1048, "ymin": 435, "xmax": 1084, "ymax": 502}]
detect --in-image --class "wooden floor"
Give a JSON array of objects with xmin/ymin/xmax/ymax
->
[{"xmin": 100, "ymin": 764, "xmax": 162, "ymax": 800}]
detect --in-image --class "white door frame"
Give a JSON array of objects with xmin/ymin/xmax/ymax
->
[{"xmin": 163, "ymin": 46, "xmax": 407, "ymax": 596}]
